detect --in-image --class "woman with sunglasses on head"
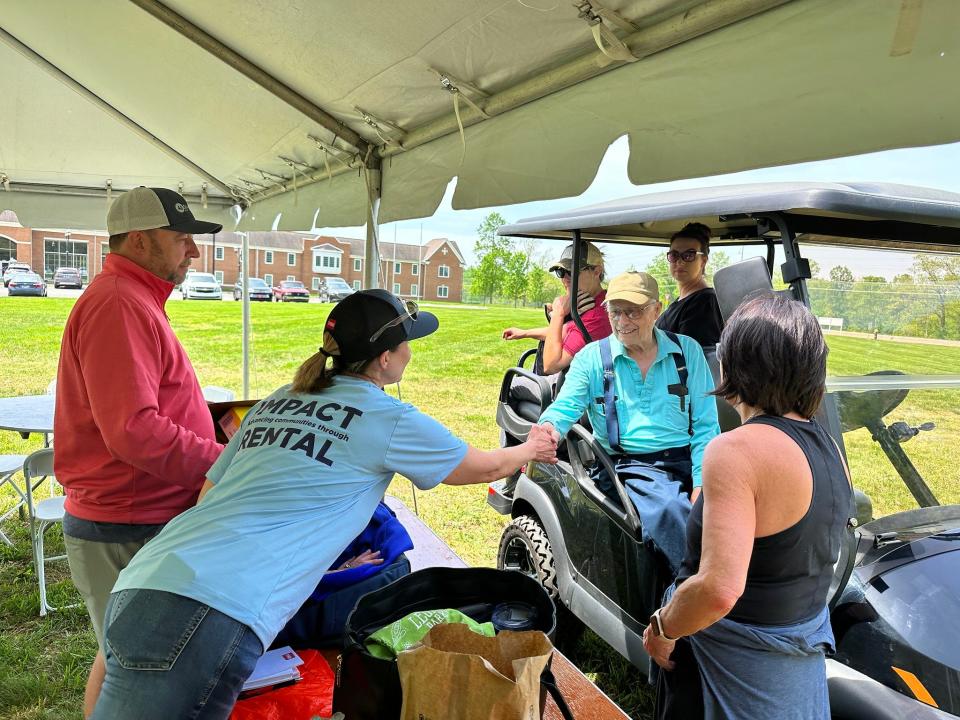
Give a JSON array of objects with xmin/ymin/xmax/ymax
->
[
  {"xmin": 502, "ymin": 241, "xmax": 612, "ymax": 375},
  {"xmin": 656, "ymin": 223, "xmax": 724, "ymax": 350},
  {"xmin": 89, "ymin": 290, "xmax": 559, "ymax": 720}
]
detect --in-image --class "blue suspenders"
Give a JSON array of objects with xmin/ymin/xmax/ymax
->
[{"xmin": 597, "ymin": 333, "xmax": 692, "ymax": 454}]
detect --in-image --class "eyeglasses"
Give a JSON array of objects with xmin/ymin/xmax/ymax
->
[
  {"xmin": 553, "ymin": 264, "xmax": 595, "ymax": 279},
  {"xmin": 370, "ymin": 299, "xmax": 419, "ymax": 343},
  {"xmin": 607, "ymin": 301, "xmax": 656, "ymax": 321},
  {"xmin": 666, "ymin": 249, "xmax": 706, "ymax": 264}
]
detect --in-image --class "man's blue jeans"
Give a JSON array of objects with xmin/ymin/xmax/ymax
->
[{"xmin": 91, "ymin": 589, "xmax": 263, "ymax": 720}]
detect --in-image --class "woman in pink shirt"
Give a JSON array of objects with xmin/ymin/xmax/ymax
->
[{"xmin": 502, "ymin": 241, "xmax": 612, "ymax": 374}]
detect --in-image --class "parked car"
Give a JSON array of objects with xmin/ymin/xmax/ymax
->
[
  {"xmin": 487, "ymin": 182, "xmax": 960, "ymax": 720},
  {"xmin": 180, "ymin": 272, "xmax": 223, "ymax": 300},
  {"xmin": 317, "ymin": 276, "xmax": 355, "ymax": 302},
  {"xmin": 272, "ymin": 280, "xmax": 310, "ymax": 302},
  {"xmin": 232, "ymin": 277, "xmax": 272, "ymax": 301},
  {"xmin": 3, "ymin": 263, "xmax": 31, "ymax": 287},
  {"xmin": 7, "ymin": 271, "xmax": 47, "ymax": 297},
  {"xmin": 53, "ymin": 267, "xmax": 83, "ymax": 289}
]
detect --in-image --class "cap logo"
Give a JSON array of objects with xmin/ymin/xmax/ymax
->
[
  {"xmin": 325, "ymin": 319, "xmax": 336, "ymax": 330},
  {"xmin": 175, "ymin": 203, "xmax": 188, "ymax": 213}
]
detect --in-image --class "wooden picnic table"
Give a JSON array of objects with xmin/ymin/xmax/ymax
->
[{"xmin": 379, "ymin": 495, "xmax": 631, "ymax": 720}]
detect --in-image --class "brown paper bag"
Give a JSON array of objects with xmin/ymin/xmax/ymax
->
[{"xmin": 397, "ymin": 624, "xmax": 554, "ymax": 720}]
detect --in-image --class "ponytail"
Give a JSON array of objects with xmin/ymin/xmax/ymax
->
[{"xmin": 291, "ymin": 331, "xmax": 376, "ymax": 393}]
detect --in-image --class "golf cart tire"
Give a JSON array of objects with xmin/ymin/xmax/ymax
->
[{"xmin": 498, "ymin": 515, "xmax": 558, "ymax": 597}]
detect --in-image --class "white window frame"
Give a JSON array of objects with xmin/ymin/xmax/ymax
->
[
  {"xmin": 394, "ymin": 261, "xmax": 402, "ymax": 275},
  {"xmin": 264, "ymin": 250, "xmax": 274, "ymax": 264},
  {"xmin": 438, "ymin": 265, "xmax": 450, "ymax": 278},
  {"xmin": 313, "ymin": 251, "xmax": 342, "ymax": 274},
  {"xmin": 437, "ymin": 284, "xmax": 449, "ymax": 298},
  {"xmin": 264, "ymin": 273, "xmax": 273, "ymax": 286},
  {"xmin": 214, "ymin": 246, "xmax": 224, "ymax": 261},
  {"xmin": 287, "ymin": 252, "xmax": 296, "ymax": 266},
  {"xmin": 352, "ymin": 280, "xmax": 361, "ymax": 290},
  {"xmin": 286, "ymin": 275, "xmax": 296, "ymax": 282},
  {"xmin": 353, "ymin": 258, "xmax": 362, "ymax": 272},
  {"xmin": 214, "ymin": 270, "xmax": 224, "ymax": 284},
  {"xmin": 393, "ymin": 282, "xmax": 401, "ymax": 295},
  {"xmin": 410, "ymin": 283, "xmax": 418, "ymax": 297},
  {"xmin": 411, "ymin": 263, "xmax": 418, "ymax": 276},
  {"xmin": 312, "ymin": 277, "xmax": 320, "ymax": 290}
]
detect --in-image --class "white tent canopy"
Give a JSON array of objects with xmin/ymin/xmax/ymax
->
[{"xmin": 3, "ymin": 0, "xmax": 959, "ymax": 244}]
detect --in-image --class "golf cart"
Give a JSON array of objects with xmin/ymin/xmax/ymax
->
[{"xmin": 487, "ymin": 182, "xmax": 960, "ymax": 719}]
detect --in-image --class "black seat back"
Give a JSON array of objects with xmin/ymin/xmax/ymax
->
[{"xmin": 713, "ymin": 256, "xmax": 774, "ymax": 321}]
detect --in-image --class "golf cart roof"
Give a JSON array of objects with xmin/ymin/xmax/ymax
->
[{"xmin": 499, "ymin": 182, "xmax": 960, "ymax": 253}]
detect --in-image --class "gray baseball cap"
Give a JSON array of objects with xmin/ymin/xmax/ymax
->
[{"xmin": 107, "ymin": 187, "xmax": 223, "ymax": 236}]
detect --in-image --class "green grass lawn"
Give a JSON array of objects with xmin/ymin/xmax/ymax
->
[{"xmin": 2, "ymin": 297, "xmax": 959, "ymax": 719}]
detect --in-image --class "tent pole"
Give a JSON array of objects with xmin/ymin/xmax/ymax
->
[
  {"xmin": 0, "ymin": 26, "xmax": 236, "ymax": 199},
  {"xmin": 241, "ymin": 232, "xmax": 251, "ymax": 399},
  {"xmin": 363, "ymin": 164, "xmax": 382, "ymax": 290},
  {"xmin": 128, "ymin": 0, "xmax": 368, "ymax": 156}
]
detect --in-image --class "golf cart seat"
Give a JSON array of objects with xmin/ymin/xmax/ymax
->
[{"xmin": 498, "ymin": 349, "xmax": 553, "ymax": 440}]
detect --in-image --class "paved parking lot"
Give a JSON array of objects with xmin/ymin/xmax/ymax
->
[{"xmin": 2, "ymin": 284, "xmax": 327, "ymax": 303}]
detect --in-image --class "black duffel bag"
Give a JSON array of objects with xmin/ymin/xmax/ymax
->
[{"xmin": 333, "ymin": 566, "xmax": 573, "ymax": 720}]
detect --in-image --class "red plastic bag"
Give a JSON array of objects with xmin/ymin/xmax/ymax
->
[{"xmin": 230, "ymin": 648, "xmax": 334, "ymax": 720}]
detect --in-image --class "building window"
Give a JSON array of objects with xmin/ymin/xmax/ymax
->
[
  {"xmin": 352, "ymin": 280, "xmax": 361, "ymax": 291},
  {"xmin": 438, "ymin": 265, "xmax": 450, "ymax": 278},
  {"xmin": 437, "ymin": 285, "xmax": 449, "ymax": 298},
  {"xmin": 393, "ymin": 283, "xmax": 401, "ymax": 295},
  {"xmin": 286, "ymin": 275, "xmax": 295, "ymax": 282},
  {"xmin": 287, "ymin": 252, "xmax": 296, "ymax": 266},
  {"xmin": 411, "ymin": 263, "xmax": 418, "ymax": 276},
  {"xmin": 214, "ymin": 270, "xmax": 224, "ymax": 284},
  {"xmin": 264, "ymin": 273, "xmax": 273, "ymax": 286},
  {"xmin": 353, "ymin": 258, "xmax": 362, "ymax": 272},
  {"xmin": 410, "ymin": 284, "xmax": 418, "ymax": 297},
  {"xmin": 313, "ymin": 252, "xmax": 342, "ymax": 274},
  {"xmin": 214, "ymin": 246, "xmax": 224, "ymax": 261},
  {"xmin": 312, "ymin": 277, "xmax": 320, "ymax": 290},
  {"xmin": 44, "ymin": 237, "xmax": 89, "ymax": 280},
  {"xmin": 394, "ymin": 261, "xmax": 402, "ymax": 275},
  {"xmin": 264, "ymin": 251, "xmax": 274, "ymax": 264}
]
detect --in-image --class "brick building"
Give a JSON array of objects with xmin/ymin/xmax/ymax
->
[{"xmin": 0, "ymin": 211, "xmax": 465, "ymax": 302}]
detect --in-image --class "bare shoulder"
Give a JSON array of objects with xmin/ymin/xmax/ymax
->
[{"xmin": 704, "ymin": 423, "xmax": 803, "ymax": 485}]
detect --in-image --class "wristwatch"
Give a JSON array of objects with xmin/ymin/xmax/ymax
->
[{"xmin": 648, "ymin": 607, "xmax": 677, "ymax": 641}]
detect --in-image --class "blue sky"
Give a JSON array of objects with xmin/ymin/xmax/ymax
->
[{"xmin": 318, "ymin": 137, "xmax": 960, "ymax": 280}]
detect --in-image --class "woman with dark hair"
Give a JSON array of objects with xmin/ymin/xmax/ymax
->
[
  {"xmin": 643, "ymin": 293, "xmax": 852, "ymax": 720},
  {"xmin": 89, "ymin": 289, "xmax": 559, "ymax": 720},
  {"xmin": 655, "ymin": 222, "xmax": 724, "ymax": 349}
]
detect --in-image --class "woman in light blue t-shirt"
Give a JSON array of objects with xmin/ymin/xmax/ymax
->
[{"xmin": 90, "ymin": 289, "xmax": 559, "ymax": 720}]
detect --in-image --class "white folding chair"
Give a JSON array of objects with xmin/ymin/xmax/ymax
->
[
  {"xmin": 0, "ymin": 454, "xmax": 29, "ymax": 547},
  {"xmin": 22, "ymin": 448, "xmax": 77, "ymax": 615},
  {"xmin": 202, "ymin": 385, "xmax": 235, "ymax": 402}
]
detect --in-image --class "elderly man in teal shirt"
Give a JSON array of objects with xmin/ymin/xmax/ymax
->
[{"xmin": 539, "ymin": 271, "xmax": 720, "ymax": 570}]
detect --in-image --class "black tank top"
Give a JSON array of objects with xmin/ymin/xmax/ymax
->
[{"xmin": 675, "ymin": 416, "xmax": 852, "ymax": 625}]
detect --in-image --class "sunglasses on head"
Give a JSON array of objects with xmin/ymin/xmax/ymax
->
[
  {"xmin": 553, "ymin": 264, "xmax": 595, "ymax": 279},
  {"xmin": 369, "ymin": 299, "xmax": 419, "ymax": 343},
  {"xmin": 666, "ymin": 249, "xmax": 705, "ymax": 264}
]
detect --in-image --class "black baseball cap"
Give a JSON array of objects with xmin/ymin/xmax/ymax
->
[
  {"xmin": 107, "ymin": 186, "xmax": 223, "ymax": 236},
  {"xmin": 324, "ymin": 289, "xmax": 439, "ymax": 362}
]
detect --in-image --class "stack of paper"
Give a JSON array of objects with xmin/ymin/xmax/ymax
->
[{"xmin": 241, "ymin": 646, "xmax": 304, "ymax": 692}]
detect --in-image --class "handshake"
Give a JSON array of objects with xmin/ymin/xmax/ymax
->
[{"xmin": 524, "ymin": 423, "xmax": 561, "ymax": 464}]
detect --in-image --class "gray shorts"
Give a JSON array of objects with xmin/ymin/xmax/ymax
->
[{"xmin": 64, "ymin": 531, "xmax": 161, "ymax": 651}]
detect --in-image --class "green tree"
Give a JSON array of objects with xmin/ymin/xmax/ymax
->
[
  {"xmin": 644, "ymin": 254, "xmax": 677, "ymax": 303},
  {"xmin": 703, "ymin": 249, "xmax": 732, "ymax": 285},
  {"xmin": 502, "ymin": 251, "xmax": 530, "ymax": 306},
  {"xmin": 470, "ymin": 212, "xmax": 512, "ymax": 303},
  {"xmin": 829, "ymin": 265, "xmax": 855, "ymax": 283},
  {"xmin": 910, "ymin": 255, "xmax": 960, "ymax": 337}
]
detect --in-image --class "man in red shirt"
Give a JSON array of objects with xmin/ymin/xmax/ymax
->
[
  {"xmin": 502, "ymin": 241, "xmax": 612, "ymax": 374},
  {"xmin": 54, "ymin": 186, "xmax": 225, "ymax": 714}
]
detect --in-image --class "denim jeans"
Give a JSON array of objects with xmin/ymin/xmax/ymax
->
[{"xmin": 91, "ymin": 589, "xmax": 263, "ymax": 720}]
